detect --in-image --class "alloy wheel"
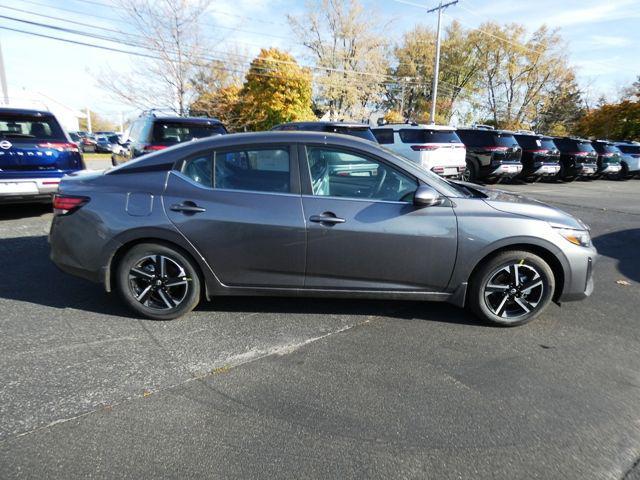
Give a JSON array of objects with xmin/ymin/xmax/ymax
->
[
  {"xmin": 128, "ymin": 255, "xmax": 190, "ymax": 310},
  {"xmin": 483, "ymin": 263, "xmax": 544, "ymax": 321}
]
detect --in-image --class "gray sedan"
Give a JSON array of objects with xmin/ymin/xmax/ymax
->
[{"xmin": 49, "ymin": 132, "xmax": 596, "ymax": 326}]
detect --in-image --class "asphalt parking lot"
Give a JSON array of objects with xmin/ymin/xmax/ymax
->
[{"xmin": 1, "ymin": 162, "xmax": 640, "ymax": 478}]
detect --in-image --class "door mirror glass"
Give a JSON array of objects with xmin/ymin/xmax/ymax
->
[{"xmin": 413, "ymin": 185, "xmax": 442, "ymax": 207}]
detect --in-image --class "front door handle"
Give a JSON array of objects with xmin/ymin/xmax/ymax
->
[
  {"xmin": 170, "ymin": 202, "xmax": 206, "ymax": 214},
  {"xmin": 309, "ymin": 213, "xmax": 346, "ymax": 225}
]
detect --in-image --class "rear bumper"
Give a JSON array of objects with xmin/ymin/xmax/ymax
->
[
  {"xmin": 0, "ymin": 177, "xmax": 62, "ymax": 203},
  {"xmin": 530, "ymin": 164, "xmax": 560, "ymax": 176},
  {"xmin": 489, "ymin": 163, "xmax": 522, "ymax": 177},
  {"xmin": 599, "ymin": 164, "xmax": 622, "ymax": 174}
]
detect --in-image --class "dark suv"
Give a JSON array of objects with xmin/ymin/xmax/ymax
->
[
  {"xmin": 0, "ymin": 108, "xmax": 85, "ymax": 204},
  {"xmin": 552, "ymin": 137, "xmax": 598, "ymax": 182},
  {"xmin": 591, "ymin": 140, "xmax": 623, "ymax": 179},
  {"xmin": 112, "ymin": 112, "xmax": 227, "ymax": 165},
  {"xmin": 456, "ymin": 127, "xmax": 522, "ymax": 183},
  {"xmin": 271, "ymin": 121, "xmax": 377, "ymax": 142},
  {"xmin": 512, "ymin": 132, "xmax": 561, "ymax": 181}
]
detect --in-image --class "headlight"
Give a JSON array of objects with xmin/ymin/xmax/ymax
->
[{"xmin": 554, "ymin": 227, "xmax": 591, "ymax": 247}]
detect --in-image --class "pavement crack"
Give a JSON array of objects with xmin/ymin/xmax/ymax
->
[{"xmin": 0, "ymin": 318, "xmax": 371, "ymax": 444}]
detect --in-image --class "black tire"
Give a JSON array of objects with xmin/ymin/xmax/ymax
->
[
  {"xmin": 462, "ymin": 161, "xmax": 478, "ymax": 183},
  {"xmin": 619, "ymin": 162, "xmax": 632, "ymax": 180},
  {"xmin": 116, "ymin": 243, "xmax": 201, "ymax": 320},
  {"xmin": 468, "ymin": 250, "xmax": 555, "ymax": 327}
]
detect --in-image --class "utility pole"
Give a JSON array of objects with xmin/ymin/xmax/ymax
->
[
  {"xmin": 399, "ymin": 77, "xmax": 410, "ymax": 119},
  {"xmin": 119, "ymin": 111, "xmax": 124, "ymax": 134},
  {"xmin": 0, "ymin": 38, "xmax": 9, "ymax": 105},
  {"xmin": 428, "ymin": 0, "xmax": 458, "ymax": 124},
  {"xmin": 86, "ymin": 107, "xmax": 92, "ymax": 133}
]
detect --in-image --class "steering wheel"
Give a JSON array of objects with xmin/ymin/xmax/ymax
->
[{"xmin": 371, "ymin": 165, "xmax": 388, "ymax": 197}]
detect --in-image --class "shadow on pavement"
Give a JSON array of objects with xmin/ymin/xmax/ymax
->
[
  {"xmin": 0, "ymin": 203, "xmax": 52, "ymax": 221},
  {"xmin": 0, "ymin": 234, "xmax": 484, "ymax": 326},
  {"xmin": 592, "ymin": 228, "xmax": 640, "ymax": 282}
]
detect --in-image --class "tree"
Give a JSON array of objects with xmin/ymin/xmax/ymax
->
[
  {"xmin": 235, "ymin": 48, "xmax": 315, "ymax": 131},
  {"xmin": 79, "ymin": 110, "xmax": 117, "ymax": 132},
  {"xmin": 288, "ymin": 0, "xmax": 389, "ymax": 121},
  {"xmin": 190, "ymin": 85, "xmax": 242, "ymax": 131},
  {"xmin": 534, "ymin": 73, "xmax": 585, "ymax": 135},
  {"xmin": 389, "ymin": 21, "xmax": 483, "ymax": 123},
  {"xmin": 472, "ymin": 22, "xmax": 574, "ymax": 129},
  {"xmin": 574, "ymin": 100, "xmax": 640, "ymax": 141},
  {"xmin": 97, "ymin": 0, "xmax": 211, "ymax": 115}
]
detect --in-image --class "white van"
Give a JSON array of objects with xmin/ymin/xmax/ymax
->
[{"xmin": 372, "ymin": 123, "xmax": 466, "ymax": 178}]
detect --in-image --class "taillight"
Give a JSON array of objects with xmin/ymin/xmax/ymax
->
[
  {"xmin": 431, "ymin": 166, "xmax": 444, "ymax": 173},
  {"xmin": 38, "ymin": 142, "xmax": 80, "ymax": 153},
  {"xmin": 602, "ymin": 153, "xmax": 614, "ymax": 157},
  {"xmin": 526, "ymin": 149, "xmax": 549, "ymax": 153},
  {"xmin": 568, "ymin": 151, "xmax": 588, "ymax": 156},
  {"xmin": 483, "ymin": 146, "xmax": 508, "ymax": 152},
  {"xmin": 53, "ymin": 194, "xmax": 89, "ymax": 215},
  {"xmin": 410, "ymin": 145, "xmax": 439, "ymax": 151},
  {"xmin": 143, "ymin": 144, "xmax": 168, "ymax": 152}
]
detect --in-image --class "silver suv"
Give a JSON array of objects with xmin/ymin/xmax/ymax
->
[{"xmin": 49, "ymin": 132, "xmax": 596, "ymax": 326}]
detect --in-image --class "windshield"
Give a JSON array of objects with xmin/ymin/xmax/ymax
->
[
  {"xmin": 380, "ymin": 145, "xmax": 473, "ymax": 198},
  {"xmin": 152, "ymin": 121, "xmax": 226, "ymax": 145},
  {"xmin": 0, "ymin": 114, "xmax": 66, "ymax": 142}
]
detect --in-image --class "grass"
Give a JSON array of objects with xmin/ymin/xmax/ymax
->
[{"xmin": 82, "ymin": 152, "xmax": 112, "ymax": 162}]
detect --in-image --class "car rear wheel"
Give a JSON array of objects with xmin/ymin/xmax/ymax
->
[
  {"xmin": 116, "ymin": 243, "xmax": 201, "ymax": 320},
  {"xmin": 462, "ymin": 162, "xmax": 478, "ymax": 183},
  {"xmin": 468, "ymin": 250, "xmax": 555, "ymax": 327}
]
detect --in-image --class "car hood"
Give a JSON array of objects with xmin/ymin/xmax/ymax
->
[{"xmin": 456, "ymin": 181, "xmax": 586, "ymax": 230}]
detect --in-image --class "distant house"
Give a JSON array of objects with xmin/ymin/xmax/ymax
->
[{"xmin": 3, "ymin": 89, "xmax": 86, "ymax": 131}]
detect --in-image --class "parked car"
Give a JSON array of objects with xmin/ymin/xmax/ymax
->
[
  {"xmin": 512, "ymin": 132, "xmax": 561, "ymax": 181},
  {"xmin": 590, "ymin": 140, "xmax": 623, "ymax": 179},
  {"xmin": 272, "ymin": 121, "xmax": 377, "ymax": 142},
  {"xmin": 95, "ymin": 134, "xmax": 121, "ymax": 153},
  {"xmin": 552, "ymin": 137, "xmax": 598, "ymax": 182},
  {"xmin": 78, "ymin": 134, "xmax": 97, "ymax": 153},
  {"xmin": 111, "ymin": 112, "xmax": 227, "ymax": 165},
  {"xmin": 49, "ymin": 131, "xmax": 596, "ymax": 327},
  {"xmin": 68, "ymin": 131, "xmax": 82, "ymax": 147},
  {"xmin": 0, "ymin": 107, "xmax": 85, "ymax": 204},
  {"xmin": 94, "ymin": 131, "xmax": 117, "ymax": 137},
  {"xmin": 614, "ymin": 141, "xmax": 640, "ymax": 179},
  {"xmin": 371, "ymin": 123, "xmax": 466, "ymax": 179},
  {"xmin": 456, "ymin": 126, "xmax": 523, "ymax": 183}
]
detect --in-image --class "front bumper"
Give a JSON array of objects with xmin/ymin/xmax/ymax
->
[
  {"xmin": 558, "ymin": 246, "xmax": 597, "ymax": 302},
  {"xmin": 0, "ymin": 177, "xmax": 61, "ymax": 203}
]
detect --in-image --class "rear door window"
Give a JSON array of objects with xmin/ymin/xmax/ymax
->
[
  {"xmin": 399, "ymin": 129, "xmax": 461, "ymax": 144},
  {"xmin": 214, "ymin": 148, "xmax": 290, "ymax": 193},
  {"xmin": 372, "ymin": 128, "xmax": 394, "ymax": 144},
  {"xmin": 0, "ymin": 114, "xmax": 66, "ymax": 142}
]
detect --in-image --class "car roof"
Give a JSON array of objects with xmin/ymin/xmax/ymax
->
[
  {"xmin": 0, "ymin": 107, "xmax": 54, "ymax": 117},
  {"xmin": 375, "ymin": 123, "xmax": 456, "ymax": 131},
  {"xmin": 456, "ymin": 127, "xmax": 514, "ymax": 135},
  {"xmin": 149, "ymin": 115, "xmax": 224, "ymax": 125},
  {"xmin": 274, "ymin": 121, "xmax": 371, "ymax": 129},
  {"xmin": 113, "ymin": 131, "xmax": 382, "ymax": 172}
]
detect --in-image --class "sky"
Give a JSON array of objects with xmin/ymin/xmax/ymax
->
[{"xmin": 1, "ymin": 0, "xmax": 639, "ymax": 123}]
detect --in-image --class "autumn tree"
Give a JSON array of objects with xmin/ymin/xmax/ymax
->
[
  {"xmin": 235, "ymin": 48, "xmax": 315, "ymax": 131},
  {"xmin": 574, "ymin": 100, "xmax": 640, "ymax": 141},
  {"xmin": 97, "ymin": 0, "xmax": 211, "ymax": 115},
  {"xmin": 471, "ymin": 23, "xmax": 575, "ymax": 130},
  {"xmin": 390, "ymin": 21, "xmax": 483, "ymax": 123},
  {"xmin": 288, "ymin": 0, "xmax": 389, "ymax": 120}
]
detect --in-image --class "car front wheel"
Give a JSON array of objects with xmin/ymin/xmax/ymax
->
[
  {"xmin": 116, "ymin": 243, "xmax": 201, "ymax": 320},
  {"xmin": 468, "ymin": 250, "xmax": 555, "ymax": 326}
]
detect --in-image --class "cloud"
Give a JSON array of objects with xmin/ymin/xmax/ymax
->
[
  {"xmin": 542, "ymin": 0, "xmax": 640, "ymax": 27},
  {"xmin": 589, "ymin": 35, "xmax": 632, "ymax": 48}
]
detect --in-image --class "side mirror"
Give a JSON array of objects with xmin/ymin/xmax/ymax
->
[{"xmin": 413, "ymin": 185, "xmax": 442, "ymax": 207}]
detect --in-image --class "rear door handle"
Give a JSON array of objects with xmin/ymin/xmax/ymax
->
[
  {"xmin": 309, "ymin": 214, "xmax": 346, "ymax": 224},
  {"xmin": 170, "ymin": 202, "xmax": 206, "ymax": 213}
]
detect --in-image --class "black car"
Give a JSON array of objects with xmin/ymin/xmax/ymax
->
[
  {"xmin": 552, "ymin": 137, "xmax": 598, "ymax": 182},
  {"xmin": 112, "ymin": 112, "xmax": 227, "ymax": 165},
  {"xmin": 591, "ymin": 140, "xmax": 623, "ymax": 179},
  {"xmin": 512, "ymin": 132, "xmax": 561, "ymax": 182},
  {"xmin": 455, "ymin": 127, "xmax": 522, "ymax": 183},
  {"xmin": 271, "ymin": 121, "xmax": 378, "ymax": 142}
]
